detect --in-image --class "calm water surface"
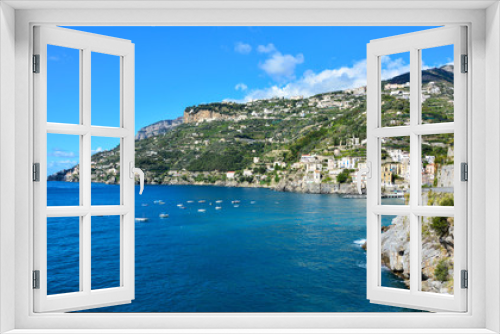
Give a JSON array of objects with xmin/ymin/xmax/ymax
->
[{"xmin": 46, "ymin": 181, "xmax": 415, "ymax": 312}]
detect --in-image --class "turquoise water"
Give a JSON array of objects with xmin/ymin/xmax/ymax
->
[{"xmin": 47, "ymin": 182, "xmax": 415, "ymax": 312}]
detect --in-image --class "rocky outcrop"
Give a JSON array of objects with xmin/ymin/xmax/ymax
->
[
  {"xmin": 372, "ymin": 213, "xmax": 455, "ymax": 295},
  {"xmin": 184, "ymin": 109, "xmax": 236, "ymax": 124},
  {"xmin": 275, "ymin": 180, "xmax": 357, "ymax": 194},
  {"xmin": 135, "ymin": 117, "xmax": 183, "ymax": 140},
  {"xmin": 379, "ymin": 216, "xmax": 411, "ymax": 286}
]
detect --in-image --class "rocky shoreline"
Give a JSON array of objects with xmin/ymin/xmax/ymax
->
[
  {"xmin": 362, "ymin": 211, "xmax": 454, "ymax": 295},
  {"xmin": 143, "ymin": 178, "xmax": 360, "ymax": 195}
]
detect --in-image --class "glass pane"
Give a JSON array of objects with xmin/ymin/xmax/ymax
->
[
  {"xmin": 380, "ymin": 215, "xmax": 410, "ymax": 290},
  {"xmin": 381, "ymin": 52, "xmax": 410, "ymax": 127},
  {"xmin": 421, "ymin": 134, "xmax": 454, "ymax": 206},
  {"xmin": 381, "ymin": 137, "xmax": 410, "ymax": 204},
  {"xmin": 47, "ymin": 45, "xmax": 80, "ymax": 124},
  {"xmin": 47, "ymin": 217, "xmax": 80, "ymax": 295},
  {"xmin": 47, "ymin": 133, "xmax": 80, "ymax": 206},
  {"xmin": 91, "ymin": 52, "xmax": 121, "ymax": 127},
  {"xmin": 91, "ymin": 215, "xmax": 121, "ymax": 290},
  {"xmin": 421, "ymin": 45, "xmax": 454, "ymax": 124},
  {"xmin": 421, "ymin": 216, "xmax": 454, "ymax": 295},
  {"xmin": 91, "ymin": 137, "xmax": 121, "ymax": 205}
]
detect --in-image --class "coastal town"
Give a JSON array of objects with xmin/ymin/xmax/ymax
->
[{"xmin": 49, "ymin": 65, "xmax": 454, "ymax": 197}]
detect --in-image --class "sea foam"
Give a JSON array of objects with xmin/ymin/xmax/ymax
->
[{"xmin": 353, "ymin": 239, "xmax": 366, "ymax": 247}]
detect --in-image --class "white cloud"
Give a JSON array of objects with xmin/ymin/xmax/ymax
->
[
  {"xmin": 257, "ymin": 43, "xmax": 277, "ymax": 53},
  {"xmin": 235, "ymin": 83, "xmax": 248, "ymax": 91},
  {"xmin": 259, "ymin": 52, "xmax": 304, "ymax": 82},
  {"xmin": 91, "ymin": 147, "xmax": 104, "ymax": 154},
  {"xmin": 380, "ymin": 55, "xmax": 410, "ymax": 80},
  {"xmin": 234, "ymin": 42, "xmax": 252, "ymax": 54},
  {"xmin": 228, "ymin": 54, "xmax": 410, "ymax": 102},
  {"xmin": 48, "ymin": 149, "xmax": 76, "ymax": 158}
]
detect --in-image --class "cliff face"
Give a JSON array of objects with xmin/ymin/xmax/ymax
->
[
  {"xmin": 374, "ymin": 163, "xmax": 456, "ymax": 294},
  {"xmin": 183, "ymin": 109, "xmax": 235, "ymax": 123},
  {"xmin": 379, "ymin": 213, "xmax": 454, "ymax": 295},
  {"xmin": 135, "ymin": 117, "xmax": 183, "ymax": 140},
  {"xmin": 274, "ymin": 180, "xmax": 357, "ymax": 194}
]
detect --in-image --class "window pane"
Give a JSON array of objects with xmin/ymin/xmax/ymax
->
[
  {"xmin": 381, "ymin": 137, "xmax": 410, "ymax": 204},
  {"xmin": 91, "ymin": 215, "xmax": 121, "ymax": 290},
  {"xmin": 91, "ymin": 137, "xmax": 121, "ymax": 205},
  {"xmin": 381, "ymin": 52, "xmax": 410, "ymax": 127},
  {"xmin": 91, "ymin": 52, "xmax": 120, "ymax": 127},
  {"xmin": 47, "ymin": 45, "xmax": 80, "ymax": 124},
  {"xmin": 421, "ymin": 216, "xmax": 454, "ymax": 295},
  {"xmin": 380, "ymin": 215, "xmax": 410, "ymax": 290},
  {"xmin": 421, "ymin": 45, "xmax": 454, "ymax": 124},
  {"xmin": 47, "ymin": 217, "xmax": 80, "ymax": 295},
  {"xmin": 421, "ymin": 134, "xmax": 454, "ymax": 206},
  {"xmin": 47, "ymin": 133, "xmax": 80, "ymax": 206}
]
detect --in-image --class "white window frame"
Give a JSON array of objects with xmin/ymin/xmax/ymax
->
[
  {"xmin": 1, "ymin": 2, "xmax": 498, "ymax": 333},
  {"xmin": 366, "ymin": 26, "xmax": 467, "ymax": 312},
  {"xmin": 33, "ymin": 26, "xmax": 136, "ymax": 313}
]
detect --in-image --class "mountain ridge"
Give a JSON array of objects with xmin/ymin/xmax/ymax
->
[
  {"xmin": 135, "ymin": 116, "xmax": 183, "ymax": 140},
  {"xmin": 386, "ymin": 64, "xmax": 454, "ymax": 85}
]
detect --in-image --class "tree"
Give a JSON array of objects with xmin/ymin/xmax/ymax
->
[
  {"xmin": 430, "ymin": 216, "xmax": 450, "ymax": 236},
  {"xmin": 337, "ymin": 169, "xmax": 350, "ymax": 183},
  {"xmin": 434, "ymin": 260, "xmax": 449, "ymax": 282}
]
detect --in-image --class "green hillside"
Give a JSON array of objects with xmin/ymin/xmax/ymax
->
[{"xmin": 49, "ymin": 66, "xmax": 454, "ymax": 190}]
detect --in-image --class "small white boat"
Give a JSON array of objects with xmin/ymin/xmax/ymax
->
[
  {"xmin": 135, "ymin": 217, "xmax": 149, "ymax": 222},
  {"xmin": 232, "ymin": 200, "xmax": 241, "ymax": 204},
  {"xmin": 198, "ymin": 200, "xmax": 206, "ymax": 203},
  {"xmin": 178, "ymin": 206, "xmax": 186, "ymax": 209},
  {"xmin": 153, "ymin": 200, "xmax": 160, "ymax": 204},
  {"xmin": 234, "ymin": 205, "xmax": 239, "ymax": 208},
  {"xmin": 216, "ymin": 200, "xmax": 223, "ymax": 203},
  {"xmin": 141, "ymin": 203, "xmax": 149, "ymax": 207},
  {"xmin": 158, "ymin": 200, "xmax": 165, "ymax": 205},
  {"xmin": 159, "ymin": 213, "xmax": 169, "ymax": 218},
  {"xmin": 215, "ymin": 206, "xmax": 222, "ymax": 210},
  {"xmin": 250, "ymin": 201, "xmax": 256, "ymax": 204},
  {"xmin": 198, "ymin": 209, "xmax": 206, "ymax": 213},
  {"xmin": 177, "ymin": 204, "xmax": 183, "ymax": 207},
  {"xmin": 187, "ymin": 200, "xmax": 194, "ymax": 204}
]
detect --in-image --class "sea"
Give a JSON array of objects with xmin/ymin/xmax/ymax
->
[{"xmin": 46, "ymin": 181, "xmax": 417, "ymax": 312}]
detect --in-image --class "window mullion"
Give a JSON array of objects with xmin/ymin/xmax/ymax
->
[
  {"xmin": 409, "ymin": 47, "xmax": 420, "ymax": 295},
  {"xmin": 82, "ymin": 48, "xmax": 92, "ymax": 294}
]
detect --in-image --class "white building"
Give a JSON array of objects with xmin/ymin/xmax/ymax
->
[
  {"xmin": 226, "ymin": 171, "xmax": 235, "ymax": 179},
  {"xmin": 301, "ymin": 155, "xmax": 317, "ymax": 163},
  {"xmin": 313, "ymin": 170, "xmax": 322, "ymax": 183}
]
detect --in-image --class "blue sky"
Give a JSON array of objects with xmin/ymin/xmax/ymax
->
[{"xmin": 46, "ymin": 26, "xmax": 453, "ymax": 176}]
